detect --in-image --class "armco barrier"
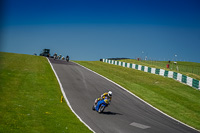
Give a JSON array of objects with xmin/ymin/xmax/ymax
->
[{"xmin": 102, "ymin": 59, "xmax": 200, "ymax": 90}]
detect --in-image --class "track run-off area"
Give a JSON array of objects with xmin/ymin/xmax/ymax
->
[{"xmin": 48, "ymin": 58, "xmax": 199, "ymax": 133}]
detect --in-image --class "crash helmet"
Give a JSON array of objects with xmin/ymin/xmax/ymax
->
[{"xmin": 108, "ymin": 91, "xmax": 112, "ymax": 97}]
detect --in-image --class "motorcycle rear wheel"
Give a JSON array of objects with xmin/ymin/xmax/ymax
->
[{"xmin": 92, "ymin": 105, "xmax": 95, "ymax": 111}]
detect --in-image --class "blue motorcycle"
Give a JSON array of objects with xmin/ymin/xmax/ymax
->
[{"xmin": 92, "ymin": 97, "xmax": 110, "ymax": 113}]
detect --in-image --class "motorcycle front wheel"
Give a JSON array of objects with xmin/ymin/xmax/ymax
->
[{"xmin": 98, "ymin": 105, "xmax": 105, "ymax": 113}]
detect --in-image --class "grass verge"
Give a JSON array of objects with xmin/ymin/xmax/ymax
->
[
  {"xmin": 75, "ymin": 60, "xmax": 200, "ymax": 130},
  {"xmin": 0, "ymin": 52, "xmax": 92, "ymax": 133}
]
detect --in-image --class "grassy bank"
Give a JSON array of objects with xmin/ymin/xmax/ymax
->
[
  {"xmin": 75, "ymin": 60, "xmax": 200, "ymax": 130},
  {"xmin": 120, "ymin": 59, "xmax": 200, "ymax": 80},
  {"xmin": 0, "ymin": 52, "xmax": 91, "ymax": 133}
]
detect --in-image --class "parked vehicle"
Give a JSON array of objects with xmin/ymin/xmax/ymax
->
[{"xmin": 40, "ymin": 49, "xmax": 50, "ymax": 57}]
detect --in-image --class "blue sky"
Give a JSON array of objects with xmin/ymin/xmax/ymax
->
[{"xmin": 1, "ymin": 0, "xmax": 200, "ymax": 62}]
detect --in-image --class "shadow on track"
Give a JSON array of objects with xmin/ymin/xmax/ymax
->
[{"xmin": 101, "ymin": 111, "xmax": 122, "ymax": 115}]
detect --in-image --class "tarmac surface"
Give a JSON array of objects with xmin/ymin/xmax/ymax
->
[{"xmin": 49, "ymin": 58, "xmax": 199, "ymax": 133}]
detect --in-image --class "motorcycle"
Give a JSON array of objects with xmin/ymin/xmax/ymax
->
[
  {"xmin": 54, "ymin": 55, "xmax": 57, "ymax": 60},
  {"xmin": 66, "ymin": 57, "xmax": 69, "ymax": 62},
  {"xmin": 66, "ymin": 56, "xmax": 69, "ymax": 62},
  {"xmin": 92, "ymin": 97, "xmax": 110, "ymax": 113}
]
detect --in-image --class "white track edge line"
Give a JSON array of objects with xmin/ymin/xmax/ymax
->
[
  {"xmin": 47, "ymin": 58, "xmax": 95, "ymax": 133},
  {"xmin": 73, "ymin": 61, "xmax": 199, "ymax": 132}
]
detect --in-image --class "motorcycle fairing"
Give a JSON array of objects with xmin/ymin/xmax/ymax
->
[{"xmin": 95, "ymin": 99, "xmax": 107, "ymax": 111}]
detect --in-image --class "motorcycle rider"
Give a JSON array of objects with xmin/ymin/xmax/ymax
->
[
  {"xmin": 95, "ymin": 91, "xmax": 112, "ymax": 105},
  {"xmin": 54, "ymin": 53, "xmax": 57, "ymax": 60},
  {"xmin": 66, "ymin": 55, "xmax": 69, "ymax": 62}
]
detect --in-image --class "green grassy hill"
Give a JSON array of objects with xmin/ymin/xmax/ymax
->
[
  {"xmin": 75, "ymin": 60, "xmax": 200, "ymax": 130},
  {"xmin": 1, "ymin": 52, "xmax": 199, "ymax": 131},
  {"xmin": 0, "ymin": 52, "xmax": 91, "ymax": 133}
]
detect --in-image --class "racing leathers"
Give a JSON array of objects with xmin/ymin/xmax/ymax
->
[{"xmin": 95, "ymin": 92, "xmax": 112, "ymax": 105}]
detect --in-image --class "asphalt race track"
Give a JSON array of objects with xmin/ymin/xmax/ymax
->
[{"xmin": 49, "ymin": 58, "xmax": 199, "ymax": 133}]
